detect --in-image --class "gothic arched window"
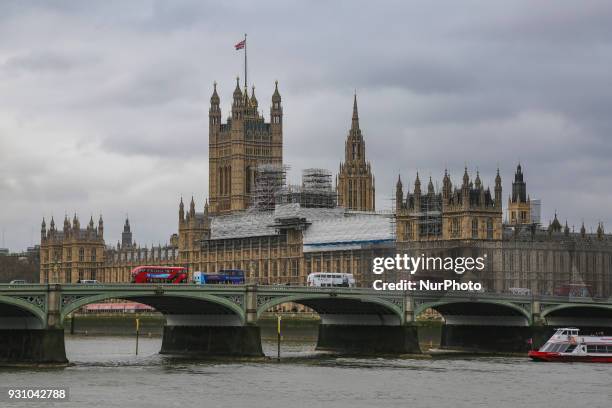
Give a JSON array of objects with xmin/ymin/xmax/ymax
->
[
  {"xmin": 487, "ymin": 218, "xmax": 494, "ymax": 239},
  {"xmin": 452, "ymin": 219, "xmax": 461, "ymax": 238}
]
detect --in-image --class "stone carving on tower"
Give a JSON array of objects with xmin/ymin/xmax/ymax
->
[{"xmin": 208, "ymin": 79, "xmax": 283, "ymax": 215}]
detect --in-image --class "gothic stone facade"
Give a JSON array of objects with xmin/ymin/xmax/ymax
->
[
  {"xmin": 396, "ymin": 168, "xmax": 503, "ymax": 242},
  {"xmin": 396, "ymin": 225, "xmax": 612, "ymax": 298},
  {"xmin": 40, "ymin": 215, "xmax": 106, "ymax": 283},
  {"xmin": 40, "ymin": 215, "xmax": 180, "ymax": 284},
  {"xmin": 395, "ymin": 166, "xmax": 611, "ymax": 298}
]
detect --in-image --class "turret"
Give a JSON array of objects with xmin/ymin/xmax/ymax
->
[
  {"xmin": 63, "ymin": 215, "xmax": 71, "ymax": 234},
  {"xmin": 479, "ymin": 184, "xmax": 485, "ymax": 207},
  {"xmin": 122, "ymin": 217, "xmax": 132, "ymax": 248},
  {"xmin": 427, "ymin": 176, "xmax": 434, "ymax": 195},
  {"xmin": 98, "ymin": 215, "xmax": 104, "ymax": 237},
  {"xmin": 72, "ymin": 213, "xmax": 80, "ymax": 231},
  {"xmin": 495, "ymin": 167, "xmax": 502, "ymax": 206},
  {"xmin": 50, "ymin": 216, "xmax": 55, "ymax": 231},
  {"xmin": 179, "ymin": 197, "xmax": 184, "ymax": 222},
  {"xmin": 597, "ymin": 222, "xmax": 604, "ymax": 240},
  {"xmin": 580, "ymin": 222, "xmax": 586, "ymax": 238},
  {"xmin": 232, "ymin": 77, "xmax": 243, "ymax": 118},
  {"xmin": 189, "ymin": 196, "xmax": 196, "ymax": 217},
  {"xmin": 250, "ymin": 86, "xmax": 258, "ymax": 109},
  {"xmin": 88, "ymin": 215, "xmax": 94, "ymax": 230},
  {"xmin": 414, "ymin": 172, "xmax": 421, "ymax": 210},
  {"xmin": 462, "ymin": 167, "xmax": 470, "ymax": 208},
  {"xmin": 511, "ymin": 163, "xmax": 527, "ymax": 203},
  {"xmin": 395, "ymin": 175, "xmax": 403, "ymax": 211},
  {"xmin": 549, "ymin": 213, "xmax": 562, "ymax": 233},
  {"xmin": 209, "ymin": 81, "xmax": 221, "ymax": 130},
  {"xmin": 271, "ymin": 80, "xmax": 283, "ymax": 143},
  {"xmin": 442, "ymin": 169, "xmax": 451, "ymax": 201},
  {"xmin": 474, "ymin": 170, "xmax": 482, "ymax": 189},
  {"xmin": 243, "ymin": 87, "xmax": 249, "ymax": 107},
  {"xmin": 414, "ymin": 172, "xmax": 421, "ymax": 196},
  {"xmin": 41, "ymin": 218, "xmax": 46, "ymax": 241},
  {"xmin": 462, "ymin": 167, "xmax": 470, "ymax": 188}
]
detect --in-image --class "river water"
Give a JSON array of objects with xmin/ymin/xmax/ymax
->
[{"xmin": 1, "ymin": 333, "xmax": 610, "ymax": 408}]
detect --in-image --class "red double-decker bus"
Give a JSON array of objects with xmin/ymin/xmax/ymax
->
[{"xmin": 130, "ymin": 266, "xmax": 188, "ymax": 284}]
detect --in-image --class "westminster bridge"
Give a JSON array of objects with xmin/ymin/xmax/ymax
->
[{"xmin": 1, "ymin": 283, "xmax": 612, "ymax": 364}]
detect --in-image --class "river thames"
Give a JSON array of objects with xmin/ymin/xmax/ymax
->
[{"xmin": 0, "ymin": 333, "xmax": 610, "ymax": 408}]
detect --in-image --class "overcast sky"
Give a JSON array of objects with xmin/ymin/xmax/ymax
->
[{"xmin": 1, "ymin": 0, "xmax": 611, "ymax": 251}]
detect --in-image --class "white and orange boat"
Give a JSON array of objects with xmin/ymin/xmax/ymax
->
[{"xmin": 529, "ymin": 328, "xmax": 612, "ymax": 363}]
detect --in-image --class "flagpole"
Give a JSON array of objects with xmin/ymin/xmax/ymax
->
[{"xmin": 244, "ymin": 33, "xmax": 247, "ymax": 91}]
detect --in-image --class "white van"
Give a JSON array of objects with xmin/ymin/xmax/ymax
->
[
  {"xmin": 307, "ymin": 272, "xmax": 355, "ymax": 288},
  {"xmin": 78, "ymin": 279, "xmax": 99, "ymax": 284}
]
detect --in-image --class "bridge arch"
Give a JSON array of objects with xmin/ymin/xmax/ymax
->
[
  {"xmin": 256, "ymin": 293, "xmax": 404, "ymax": 325},
  {"xmin": 60, "ymin": 291, "xmax": 245, "ymax": 325},
  {"xmin": 541, "ymin": 303, "xmax": 612, "ymax": 328},
  {"xmin": 0, "ymin": 295, "xmax": 47, "ymax": 329},
  {"xmin": 541, "ymin": 303, "xmax": 612, "ymax": 318},
  {"xmin": 415, "ymin": 299, "xmax": 532, "ymax": 326}
]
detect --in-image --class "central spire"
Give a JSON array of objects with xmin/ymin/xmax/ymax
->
[{"xmin": 351, "ymin": 92, "xmax": 359, "ymax": 130}]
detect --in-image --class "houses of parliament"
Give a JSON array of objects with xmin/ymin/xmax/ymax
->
[{"xmin": 39, "ymin": 78, "xmax": 612, "ymax": 297}]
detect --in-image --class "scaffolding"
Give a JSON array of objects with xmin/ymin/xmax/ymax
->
[
  {"xmin": 389, "ymin": 196, "xmax": 397, "ymax": 241},
  {"xmin": 276, "ymin": 168, "xmax": 337, "ymax": 208},
  {"xmin": 251, "ymin": 163, "xmax": 288, "ymax": 212},
  {"xmin": 417, "ymin": 194, "xmax": 442, "ymax": 238}
]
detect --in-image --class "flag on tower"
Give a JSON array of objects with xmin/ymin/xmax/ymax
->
[{"xmin": 235, "ymin": 39, "xmax": 246, "ymax": 50}]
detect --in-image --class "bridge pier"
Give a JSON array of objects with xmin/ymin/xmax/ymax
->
[
  {"xmin": 440, "ymin": 324, "xmax": 533, "ymax": 353},
  {"xmin": 157, "ymin": 285, "xmax": 264, "ymax": 357},
  {"xmin": 316, "ymin": 323, "xmax": 421, "ymax": 354},
  {"xmin": 0, "ymin": 285, "xmax": 67, "ymax": 365},
  {"xmin": 0, "ymin": 329, "xmax": 67, "ymax": 365},
  {"xmin": 160, "ymin": 325, "xmax": 263, "ymax": 357}
]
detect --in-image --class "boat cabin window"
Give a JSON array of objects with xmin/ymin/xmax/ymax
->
[
  {"xmin": 552, "ymin": 344, "xmax": 568, "ymax": 352},
  {"xmin": 586, "ymin": 345, "xmax": 611, "ymax": 353},
  {"xmin": 556, "ymin": 329, "xmax": 579, "ymax": 337},
  {"xmin": 543, "ymin": 343, "xmax": 569, "ymax": 353}
]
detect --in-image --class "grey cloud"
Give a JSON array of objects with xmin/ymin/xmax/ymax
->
[
  {"xmin": 3, "ymin": 52, "xmax": 93, "ymax": 73},
  {"xmin": 1, "ymin": 0, "xmax": 612, "ymax": 251}
]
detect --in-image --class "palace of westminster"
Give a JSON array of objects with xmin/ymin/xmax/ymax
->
[{"xmin": 39, "ymin": 78, "xmax": 612, "ymax": 297}]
